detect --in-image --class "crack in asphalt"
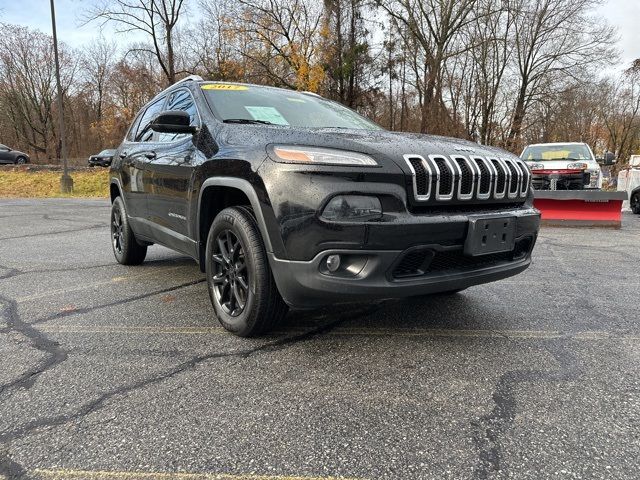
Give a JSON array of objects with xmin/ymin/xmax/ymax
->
[
  {"xmin": 29, "ymin": 278, "xmax": 207, "ymax": 326},
  {"xmin": 0, "ymin": 257, "xmax": 194, "ymax": 282},
  {"xmin": 0, "ymin": 279, "xmax": 209, "ymax": 397},
  {"xmin": 0, "ymin": 295, "xmax": 69, "ymax": 399},
  {"xmin": 0, "ymin": 224, "xmax": 108, "ymax": 241},
  {"xmin": 0, "ymin": 304, "xmax": 380, "ymax": 446},
  {"xmin": 471, "ymin": 338, "xmax": 581, "ymax": 479},
  {"xmin": 0, "ymin": 446, "xmax": 29, "ymax": 479}
]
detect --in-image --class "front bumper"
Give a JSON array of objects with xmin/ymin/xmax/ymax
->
[{"xmin": 269, "ymin": 209, "xmax": 540, "ymax": 309}]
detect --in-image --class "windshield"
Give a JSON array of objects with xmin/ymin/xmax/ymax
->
[
  {"xmin": 201, "ymin": 84, "xmax": 381, "ymax": 130},
  {"xmin": 98, "ymin": 149, "xmax": 114, "ymax": 156},
  {"xmin": 521, "ymin": 144, "xmax": 593, "ymax": 161}
]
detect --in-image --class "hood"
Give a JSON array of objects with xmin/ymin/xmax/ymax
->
[{"xmin": 217, "ymin": 125, "xmax": 517, "ymax": 169}]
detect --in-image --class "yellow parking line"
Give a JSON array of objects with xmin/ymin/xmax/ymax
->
[
  {"xmin": 39, "ymin": 325, "xmax": 226, "ymax": 335},
  {"xmin": 33, "ymin": 468, "xmax": 364, "ymax": 480},
  {"xmin": 37, "ymin": 324, "xmax": 639, "ymax": 341}
]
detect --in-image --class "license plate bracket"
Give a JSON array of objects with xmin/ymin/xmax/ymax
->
[{"xmin": 464, "ymin": 216, "xmax": 516, "ymax": 257}]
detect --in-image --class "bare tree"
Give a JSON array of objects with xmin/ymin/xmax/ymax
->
[
  {"xmin": 0, "ymin": 23, "xmax": 76, "ymax": 161},
  {"xmin": 81, "ymin": 37, "xmax": 118, "ymax": 122},
  {"xmin": 378, "ymin": 0, "xmax": 481, "ymax": 133},
  {"xmin": 505, "ymin": 0, "xmax": 617, "ymax": 150},
  {"xmin": 233, "ymin": 0, "xmax": 326, "ymax": 91},
  {"xmin": 86, "ymin": 0, "xmax": 187, "ymax": 85}
]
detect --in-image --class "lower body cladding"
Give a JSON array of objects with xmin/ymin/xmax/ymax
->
[{"xmin": 269, "ymin": 210, "xmax": 540, "ymax": 309}]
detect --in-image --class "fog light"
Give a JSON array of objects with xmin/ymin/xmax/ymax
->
[
  {"xmin": 321, "ymin": 195, "xmax": 382, "ymax": 221},
  {"xmin": 326, "ymin": 254, "xmax": 341, "ymax": 272}
]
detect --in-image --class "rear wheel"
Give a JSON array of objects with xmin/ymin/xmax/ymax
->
[
  {"xmin": 205, "ymin": 206, "xmax": 287, "ymax": 337},
  {"xmin": 110, "ymin": 196, "xmax": 147, "ymax": 265},
  {"xmin": 15, "ymin": 156, "xmax": 26, "ymax": 165},
  {"xmin": 631, "ymin": 192, "xmax": 640, "ymax": 215}
]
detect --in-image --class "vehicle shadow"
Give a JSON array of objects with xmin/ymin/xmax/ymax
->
[{"xmin": 278, "ymin": 290, "xmax": 509, "ymax": 335}]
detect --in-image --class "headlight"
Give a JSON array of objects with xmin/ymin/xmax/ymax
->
[
  {"xmin": 270, "ymin": 145, "xmax": 377, "ymax": 166},
  {"xmin": 567, "ymin": 162, "xmax": 588, "ymax": 170},
  {"xmin": 528, "ymin": 162, "xmax": 544, "ymax": 171}
]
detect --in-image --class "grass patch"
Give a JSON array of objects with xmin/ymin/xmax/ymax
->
[{"xmin": 0, "ymin": 169, "xmax": 110, "ymax": 198}]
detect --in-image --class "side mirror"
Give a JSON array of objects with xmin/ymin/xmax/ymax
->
[{"xmin": 150, "ymin": 110, "xmax": 197, "ymax": 134}]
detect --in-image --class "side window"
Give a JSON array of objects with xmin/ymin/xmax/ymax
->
[
  {"xmin": 135, "ymin": 96, "xmax": 166, "ymax": 143},
  {"xmin": 157, "ymin": 89, "xmax": 200, "ymax": 143},
  {"xmin": 126, "ymin": 112, "xmax": 144, "ymax": 142}
]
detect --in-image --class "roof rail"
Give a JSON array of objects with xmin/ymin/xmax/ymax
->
[
  {"xmin": 156, "ymin": 75, "xmax": 204, "ymax": 97},
  {"xmin": 176, "ymin": 74, "xmax": 204, "ymax": 85}
]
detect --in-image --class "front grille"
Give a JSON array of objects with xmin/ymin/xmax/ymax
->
[
  {"xmin": 392, "ymin": 250, "xmax": 430, "ymax": 278},
  {"xmin": 404, "ymin": 154, "xmax": 529, "ymax": 204},
  {"xmin": 426, "ymin": 250, "xmax": 512, "ymax": 273},
  {"xmin": 390, "ymin": 236, "xmax": 534, "ymax": 279}
]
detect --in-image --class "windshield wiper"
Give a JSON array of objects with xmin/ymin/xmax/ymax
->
[{"xmin": 223, "ymin": 118, "xmax": 275, "ymax": 125}]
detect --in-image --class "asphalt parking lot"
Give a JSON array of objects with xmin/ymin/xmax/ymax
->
[{"xmin": 0, "ymin": 198, "xmax": 638, "ymax": 480}]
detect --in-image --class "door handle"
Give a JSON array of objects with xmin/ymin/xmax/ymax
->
[
  {"xmin": 119, "ymin": 152, "xmax": 128, "ymax": 159},
  {"xmin": 144, "ymin": 151, "xmax": 156, "ymax": 160}
]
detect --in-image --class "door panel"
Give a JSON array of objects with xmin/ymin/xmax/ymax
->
[
  {"xmin": 146, "ymin": 138, "xmax": 196, "ymax": 237},
  {"xmin": 145, "ymin": 89, "xmax": 201, "ymax": 243},
  {"xmin": 120, "ymin": 96, "xmax": 167, "ymax": 227},
  {"xmin": 0, "ymin": 148, "xmax": 11, "ymax": 163}
]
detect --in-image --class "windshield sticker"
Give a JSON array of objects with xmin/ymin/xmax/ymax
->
[
  {"xmin": 287, "ymin": 97, "xmax": 306, "ymax": 103},
  {"xmin": 201, "ymin": 84, "xmax": 248, "ymax": 91},
  {"xmin": 244, "ymin": 106, "xmax": 290, "ymax": 125}
]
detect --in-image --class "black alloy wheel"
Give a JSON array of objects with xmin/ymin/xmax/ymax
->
[
  {"xmin": 111, "ymin": 207, "xmax": 125, "ymax": 256},
  {"xmin": 211, "ymin": 229, "xmax": 249, "ymax": 317},
  {"xmin": 110, "ymin": 196, "xmax": 147, "ymax": 265},
  {"xmin": 205, "ymin": 206, "xmax": 288, "ymax": 336}
]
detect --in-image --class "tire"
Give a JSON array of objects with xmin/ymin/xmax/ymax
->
[
  {"xmin": 631, "ymin": 193, "xmax": 640, "ymax": 215},
  {"xmin": 205, "ymin": 206, "xmax": 288, "ymax": 337},
  {"xmin": 15, "ymin": 156, "xmax": 26, "ymax": 165},
  {"xmin": 110, "ymin": 196, "xmax": 147, "ymax": 265}
]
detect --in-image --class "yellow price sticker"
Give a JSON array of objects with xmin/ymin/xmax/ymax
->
[{"xmin": 201, "ymin": 84, "xmax": 248, "ymax": 91}]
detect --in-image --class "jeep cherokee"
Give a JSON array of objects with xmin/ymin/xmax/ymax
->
[{"xmin": 109, "ymin": 76, "xmax": 540, "ymax": 337}]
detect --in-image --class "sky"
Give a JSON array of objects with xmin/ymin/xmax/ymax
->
[{"xmin": 0, "ymin": 0, "xmax": 639, "ymax": 68}]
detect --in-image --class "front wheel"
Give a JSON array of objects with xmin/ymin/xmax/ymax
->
[
  {"xmin": 631, "ymin": 193, "xmax": 640, "ymax": 215},
  {"xmin": 205, "ymin": 206, "xmax": 288, "ymax": 337},
  {"xmin": 15, "ymin": 157, "xmax": 26, "ymax": 165},
  {"xmin": 110, "ymin": 196, "xmax": 147, "ymax": 265}
]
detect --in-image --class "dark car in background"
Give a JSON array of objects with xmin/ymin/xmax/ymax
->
[
  {"xmin": 0, "ymin": 144, "xmax": 30, "ymax": 165},
  {"xmin": 631, "ymin": 185, "xmax": 640, "ymax": 214},
  {"xmin": 88, "ymin": 149, "xmax": 116, "ymax": 167}
]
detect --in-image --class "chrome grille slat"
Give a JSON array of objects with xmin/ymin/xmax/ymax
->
[
  {"xmin": 471, "ymin": 155, "xmax": 494, "ymax": 200},
  {"xmin": 404, "ymin": 152, "xmax": 529, "ymax": 203},
  {"xmin": 502, "ymin": 158, "xmax": 521, "ymax": 199},
  {"xmin": 488, "ymin": 156, "xmax": 508, "ymax": 199},
  {"xmin": 451, "ymin": 155, "xmax": 476, "ymax": 201},
  {"xmin": 430, "ymin": 155, "xmax": 455, "ymax": 201},
  {"xmin": 403, "ymin": 154, "xmax": 432, "ymax": 200},
  {"xmin": 514, "ymin": 159, "xmax": 530, "ymax": 197}
]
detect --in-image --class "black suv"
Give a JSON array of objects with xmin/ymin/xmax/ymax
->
[{"xmin": 109, "ymin": 76, "xmax": 540, "ymax": 336}]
